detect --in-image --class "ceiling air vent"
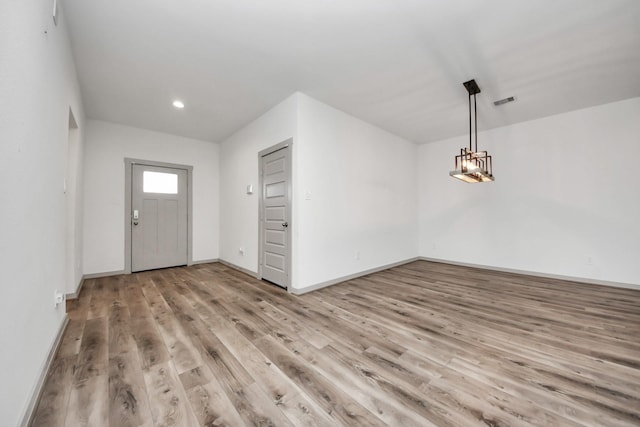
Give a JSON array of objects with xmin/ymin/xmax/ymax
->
[{"xmin": 493, "ymin": 96, "xmax": 515, "ymax": 106}]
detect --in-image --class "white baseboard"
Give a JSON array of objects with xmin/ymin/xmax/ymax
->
[
  {"xmin": 66, "ymin": 276, "xmax": 86, "ymax": 300},
  {"xmin": 69, "ymin": 261, "xmax": 220, "ymax": 300},
  {"xmin": 65, "ymin": 269, "xmax": 127, "ymax": 300},
  {"xmin": 82, "ymin": 269, "xmax": 127, "ymax": 280},
  {"xmin": 20, "ymin": 314, "xmax": 69, "ymax": 427},
  {"xmin": 290, "ymin": 257, "xmax": 420, "ymax": 295},
  {"xmin": 191, "ymin": 258, "xmax": 220, "ymax": 266},
  {"xmin": 218, "ymin": 259, "xmax": 259, "ymax": 279},
  {"xmin": 419, "ymin": 257, "xmax": 640, "ymax": 291}
]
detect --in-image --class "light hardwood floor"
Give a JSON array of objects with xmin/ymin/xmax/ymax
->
[{"xmin": 31, "ymin": 261, "xmax": 640, "ymax": 426}]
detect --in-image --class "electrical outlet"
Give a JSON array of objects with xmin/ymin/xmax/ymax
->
[
  {"xmin": 54, "ymin": 290, "xmax": 65, "ymax": 307},
  {"xmin": 586, "ymin": 256, "xmax": 593, "ymax": 265},
  {"xmin": 355, "ymin": 250, "xmax": 360, "ymax": 260},
  {"xmin": 239, "ymin": 247, "xmax": 245, "ymax": 255}
]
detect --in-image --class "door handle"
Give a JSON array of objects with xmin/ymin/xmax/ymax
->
[
  {"xmin": 133, "ymin": 221, "xmax": 139, "ymax": 226},
  {"xmin": 282, "ymin": 222, "xmax": 288, "ymax": 228}
]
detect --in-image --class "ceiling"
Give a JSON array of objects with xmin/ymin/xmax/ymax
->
[{"xmin": 62, "ymin": 0, "xmax": 640, "ymax": 144}]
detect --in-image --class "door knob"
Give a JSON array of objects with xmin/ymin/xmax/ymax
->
[{"xmin": 282, "ymin": 222, "xmax": 288, "ymax": 228}]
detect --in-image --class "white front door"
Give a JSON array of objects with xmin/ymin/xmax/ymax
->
[
  {"xmin": 259, "ymin": 144, "xmax": 291, "ymax": 288},
  {"xmin": 131, "ymin": 164, "xmax": 188, "ymax": 272}
]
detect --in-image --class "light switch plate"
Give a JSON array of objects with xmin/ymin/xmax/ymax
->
[{"xmin": 246, "ymin": 184, "xmax": 253, "ymax": 194}]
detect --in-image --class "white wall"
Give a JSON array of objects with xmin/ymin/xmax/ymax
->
[
  {"xmin": 219, "ymin": 92, "xmax": 418, "ymax": 291},
  {"xmin": 219, "ymin": 93, "xmax": 299, "ymax": 274},
  {"xmin": 0, "ymin": 1, "xmax": 85, "ymax": 424},
  {"xmin": 83, "ymin": 120, "xmax": 219, "ymax": 274},
  {"xmin": 419, "ymin": 97, "xmax": 640, "ymax": 286},
  {"xmin": 295, "ymin": 94, "xmax": 418, "ymax": 290}
]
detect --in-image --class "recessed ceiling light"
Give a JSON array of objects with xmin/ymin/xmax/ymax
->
[{"xmin": 172, "ymin": 100, "xmax": 185, "ymax": 109}]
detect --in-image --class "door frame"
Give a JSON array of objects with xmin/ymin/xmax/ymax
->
[
  {"xmin": 258, "ymin": 139, "xmax": 293, "ymax": 290},
  {"xmin": 124, "ymin": 158, "xmax": 193, "ymax": 274}
]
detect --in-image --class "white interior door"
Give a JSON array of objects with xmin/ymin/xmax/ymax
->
[
  {"xmin": 260, "ymin": 145, "xmax": 291, "ymax": 288},
  {"xmin": 131, "ymin": 164, "xmax": 187, "ymax": 272}
]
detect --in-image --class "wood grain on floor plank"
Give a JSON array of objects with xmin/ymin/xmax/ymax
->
[{"xmin": 31, "ymin": 260, "xmax": 640, "ymax": 426}]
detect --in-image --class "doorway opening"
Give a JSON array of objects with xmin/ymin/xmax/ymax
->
[{"xmin": 65, "ymin": 108, "xmax": 81, "ymax": 294}]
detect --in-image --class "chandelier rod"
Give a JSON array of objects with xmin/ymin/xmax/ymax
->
[
  {"xmin": 474, "ymin": 92, "xmax": 478, "ymax": 153},
  {"xmin": 468, "ymin": 92, "xmax": 472, "ymax": 152}
]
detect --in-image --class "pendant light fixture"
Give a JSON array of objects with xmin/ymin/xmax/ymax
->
[{"xmin": 449, "ymin": 79, "xmax": 494, "ymax": 183}]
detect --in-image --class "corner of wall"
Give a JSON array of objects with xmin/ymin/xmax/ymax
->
[
  {"xmin": 218, "ymin": 92, "xmax": 299, "ymax": 280},
  {"xmin": 417, "ymin": 98, "xmax": 640, "ymax": 285}
]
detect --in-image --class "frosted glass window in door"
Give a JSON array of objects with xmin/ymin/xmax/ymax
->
[{"xmin": 143, "ymin": 171, "xmax": 178, "ymax": 194}]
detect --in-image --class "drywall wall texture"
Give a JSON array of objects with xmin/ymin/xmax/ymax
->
[
  {"xmin": 295, "ymin": 94, "xmax": 419, "ymax": 290},
  {"xmin": 83, "ymin": 120, "xmax": 219, "ymax": 274},
  {"xmin": 219, "ymin": 93, "xmax": 299, "ymax": 275},
  {"xmin": 0, "ymin": 2, "xmax": 85, "ymax": 424},
  {"xmin": 419, "ymin": 97, "xmax": 640, "ymax": 286},
  {"xmin": 219, "ymin": 92, "xmax": 419, "ymax": 291}
]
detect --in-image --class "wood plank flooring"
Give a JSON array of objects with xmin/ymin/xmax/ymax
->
[{"xmin": 31, "ymin": 261, "xmax": 640, "ymax": 426}]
